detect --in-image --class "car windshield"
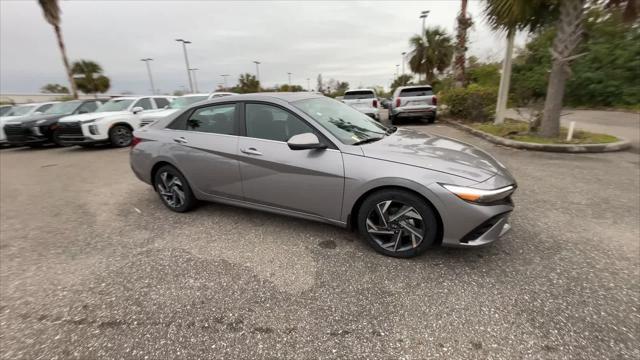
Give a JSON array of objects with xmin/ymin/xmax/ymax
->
[
  {"xmin": 169, "ymin": 96, "xmax": 208, "ymax": 109},
  {"xmin": 343, "ymin": 91, "xmax": 375, "ymax": 100},
  {"xmin": 6, "ymin": 105, "xmax": 35, "ymax": 116},
  {"xmin": 399, "ymin": 87, "xmax": 433, "ymax": 97},
  {"xmin": 43, "ymin": 101, "xmax": 82, "ymax": 115},
  {"xmin": 0, "ymin": 107, "xmax": 13, "ymax": 116},
  {"xmin": 96, "ymin": 99, "xmax": 134, "ymax": 112},
  {"xmin": 293, "ymin": 97, "xmax": 387, "ymax": 145}
]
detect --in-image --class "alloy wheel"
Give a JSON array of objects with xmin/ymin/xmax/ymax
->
[
  {"xmin": 157, "ymin": 171, "xmax": 185, "ymax": 208},
  {"xmin": 366, "ymin": 200, "xmax": 425, "ymax": 252},
  {"xmin": 113, "ymin": 127, "xmax": 132, "ymax": 146}
]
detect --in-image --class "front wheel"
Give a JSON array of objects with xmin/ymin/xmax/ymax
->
[
  {"xmin": 357, "ymin": 189, "xmax": 438, "ymax": 258},
  {"xmin": 109, "ymin": 125, "xmax": 133, "ymax": 147},
  {"xmin": 153, "ymin": 165, "xmax": 197, "ymax": 212},
  {"xmin": 52, "ymin": 129, "xmax": 70, "ymax": 147}
]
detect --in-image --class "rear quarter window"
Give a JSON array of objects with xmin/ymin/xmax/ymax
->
[
  {"xmin": 399, "ymin": 87, "xmax": 433, "ymax": 97},
  {"xmin": 344, "ymin": 91, "xmax": 375, "ymax": 100}
]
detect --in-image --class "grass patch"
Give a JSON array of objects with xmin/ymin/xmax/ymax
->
[{"xmin": 471, "ymin": 119, "xmax": 619, "ymax": 144}]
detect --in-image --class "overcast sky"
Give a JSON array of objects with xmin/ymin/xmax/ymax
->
[{"xmin": 0, "ymin": 0, "xmax": 525, "ymax": 94}]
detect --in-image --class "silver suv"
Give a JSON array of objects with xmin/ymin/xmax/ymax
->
[{"xmin": 389, "ymin": 85, "xmax": 437, "ymax": 124}]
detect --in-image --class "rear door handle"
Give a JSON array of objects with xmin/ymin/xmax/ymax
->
[
  {"xmin": 241, "ymin": 147, "xmax": 262, "ymax": 156},
  {"xmin": 173, "ymin": 137, "xmax": 188, "ymax": 144}
]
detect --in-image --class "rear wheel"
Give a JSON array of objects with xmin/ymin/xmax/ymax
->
[
  {"xmin": 109, "ymin": 125, "xmax": 133, "ymax": 147},
  {"xmin": 153, "ymin": 165, "xmax": 197, "ymax": 212},
  {"xmin": 357, "ymin": 189, "xmax": 438, "ymax": 258}
]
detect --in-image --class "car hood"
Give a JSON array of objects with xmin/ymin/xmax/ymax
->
[
  {"xmin": 15, "ymin": 113, "xmax": 67, "ymax": 127},
  {"xmin": 140, "ymin": 109, "xmax": 178, "ymax": 120},
  {"xmin": 360, "ymin": 127, "xmax": 512, "ymax": 183},
  {"xmin": 59, "ymin": 111, "xmax": 128, "ymax": 122}
]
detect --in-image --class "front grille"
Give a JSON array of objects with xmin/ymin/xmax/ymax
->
[
  {"xmin": 4, "ymin": 124, "xmax": 27, "ymax": 136},
  {"xmin": 57, "ymin": 122, "xmax": 84, "ymax": 137}
]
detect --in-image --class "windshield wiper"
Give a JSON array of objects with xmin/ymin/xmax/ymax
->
[{"xmin": 353, "ymin": 136, "xmax": 384, "ymax": 146}]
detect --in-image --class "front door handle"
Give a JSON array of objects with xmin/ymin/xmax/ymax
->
[
  {"xmin": 241, "ymin": 147, "xmax": 262, "ymax": 156},
  {"xmin": 173, "ymin": 137, "xmax": 188, "ymax": 144}
]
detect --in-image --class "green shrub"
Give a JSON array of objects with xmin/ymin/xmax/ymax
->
[{"xmin": 441, "ymin": 84, "xmax": 497, "ymax": 122}]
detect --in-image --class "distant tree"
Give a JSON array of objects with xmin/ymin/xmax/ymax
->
[
  {"xmin": 467, "ymin": 61, "xmax": 501, "ymax": 87},
  {"xmin": 37, "ymin": 0, "xmax": 77, "ymax": 98},
  {"xmin": 232, "ymin": 73, "xmax": 260, "ymax": 93},
  {"xmin": 390, "ymin": 74, "xmax": 414, "ymax": 94},
  {"xmin": 326, "ymin": 79, "xmax": 349, "ymax": 97},
  {"xmin": 41, "ymin": 83, "xmax": 69, "ymax": 94},
  {"xmin": 72, "ymin": 60, "xmax": 110, "ymax": 95},
  {"xmin": 173, "ymin": 90, "xmax": 185, "ymax": 96},
  {"xmin": 408, "ymin": 27, "xmax": 455, "ymax": 84},
  {"xmin": 277, "ymin": 84, "xmax": 305, "ymax": 92}
]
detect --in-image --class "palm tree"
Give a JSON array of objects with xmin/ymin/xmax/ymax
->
[
  {"xmin": 453, "ymin": 0, "xmax": 473, "ymax": 87},
  {"xmin": 484, "ymin": 0, "xmax": 636, "ymax": 136},
  {"xmin": 72, "ymin": 60, "xmax": 110, "ymax": 96},
  {"xmin": 37, "ymin": 0, "xmax": 78, "ymax": 99},
  {"xmin": 408, "ymin": 27, "xmax": 455, "ymax": 84}
]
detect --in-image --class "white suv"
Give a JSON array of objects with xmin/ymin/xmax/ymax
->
[
  {"xmin": 389, "ymin": 85, "xmax": 437, "ymax": 124},
  {"xmin": 342, "ymin": 89, "xmax": 380, "ymax": 120},
  {"xmin": 57, "ymin": 96, "xmax": 173, "ymax": 147}
]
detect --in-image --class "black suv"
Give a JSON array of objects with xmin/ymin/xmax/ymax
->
[{"xmin": 4, "ymin": 99, "xmax": 107, "ymax": 147}]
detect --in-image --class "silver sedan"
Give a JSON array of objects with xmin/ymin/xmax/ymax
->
[{"xmin": 130, "ymin": 93, "xmax": 516, "ymax": 258}]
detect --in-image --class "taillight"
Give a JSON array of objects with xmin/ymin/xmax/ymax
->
[
  {"xmin": 432, "ymin": 96, "xmax": 437, "ymax": 106},
  {"xmin": 372, "ymin": 99, "xmax": 378, "ymax": 108},
  {"xmin": 395, "ymin": 98, "xmax": 401, "ymax": 107},
  {"xmin": 131, "ymin": 136, "xmax": 141, "ymax": 147}
]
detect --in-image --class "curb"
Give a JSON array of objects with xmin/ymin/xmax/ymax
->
[{"xmin": 442, "ymin": 119, "xmax": 632, "ymax": 153}]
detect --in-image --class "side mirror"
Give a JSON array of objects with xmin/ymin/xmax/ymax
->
[
  {"xmin": 132, "ymin": 106, "xmax": 144, "ymax": 114},
  {"xmin": 287, "ymin": 133, "xmax": 327, "ymax": 150}
]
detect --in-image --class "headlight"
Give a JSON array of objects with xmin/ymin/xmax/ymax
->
[{"xmin": 441, "ymin": 184, "xmax": 515, "ymax": 203}]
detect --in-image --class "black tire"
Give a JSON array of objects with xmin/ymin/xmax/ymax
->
[
  {"xmin": 389, "ymin": 114, "xmax": 396, "ymax": 125},
  {"xmin": 153, "ymin": 165, "xmax": 197, "ymax": 213},
  {"xmin": 52, "ymin": 129, "xmax": 70, "ymax": 147},
  {"xmin": 357, "ymin": 189, "xmax": 438, "ymax": 258},
  {"xmin": 109, "ymin": 125, "xmax": 133, "ymax": 147}
]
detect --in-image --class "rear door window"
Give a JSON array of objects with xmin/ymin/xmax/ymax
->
[
  {"xmin": 186, "ymin": 104, "xmax": 237, "ymax": 135},
  {"xmin": 153, "ymin": 97, "xmax": 170, "ymax": 109},
  {"xmin": 399, "ymin": 87, "xmax": 433, "ymax": 97},
  {"xmin": 134, "ymin": 98, "xmax": 154, "ymax": 110},
  {"xmin": 343, "ymin": 91, "xmax": 375, "ymax": 100}
]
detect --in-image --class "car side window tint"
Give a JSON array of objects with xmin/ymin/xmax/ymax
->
[
  {"xmin": 154, "ymin": 98, "xmax": 170, "ymax": 109},
  {"xmin": 134, "ymin": 98, "xmax": 153, "ymax": 110},
  {"xmin": 245, "ymin": 103, "xmax": 314, "ymax": 142},
  {"xmin": 78, "ymin": 101, "xmax": 98, "ymax": 113},
  {"xmin": 186, "ymin": 104, "xmax": 236, "ymax": 135},
  {"xmin": 36, "ymin": 104, "xmax": 53, "ymax": 112}
]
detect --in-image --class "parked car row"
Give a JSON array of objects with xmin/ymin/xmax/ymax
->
[
  {"xmin": 339, "ymin": 85, "xmax": 437, "ymax": 125},
  {"xmin": 0, "ymin": 92, "xmax": 235, "ymax": 148}
]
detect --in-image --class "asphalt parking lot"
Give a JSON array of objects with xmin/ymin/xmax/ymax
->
[{"xmin": 1, "ymin": 122, "xmax": 638, "ymax": 359}]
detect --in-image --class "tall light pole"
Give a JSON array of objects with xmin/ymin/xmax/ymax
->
[
  {"xmin": 306, "ymin": 78, "xmax": 311, "ymax": 92},
  {"xmin": 401, "ymin": 52, "xmax": 406, "ymax": 76},
  {"xmin": 140, "ymin": 58, "xmax": 156, "ymax": 94},
  {"xmin": 395, "ymin": 64, "xmax": 400, "ymax": 79},
  {"xmin": 176, "ymin": 39, "xmax": 193, "ymax": 93},
  {"xmin": 220, "ymin": 74, "xmax": 230, "ymax": 90},
  {"xmin": 419, "ymin": 10, "xmax": 430, "ymax": 37},
  {"xmin": 189, "ymin": 68, "xmax": 200, "ymax": 93},
  {"xmin": 253, "ymin": 61, "xmax": 261, "ymax": 91},
  {"xmin": 419, "ymin": 11, "xmax": 430, "ymax": 83},
  {"xmin": 287, "ymin": 72, "xmax": 292, "ymax": 87}
]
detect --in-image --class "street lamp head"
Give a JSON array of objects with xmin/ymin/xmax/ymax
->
[
  {"xmin": 141, "ymin": 58, "xmax": 153, "ymax": 62},
  {"xmin": 176, "ymin": 39, "xmax": 191, "ymax": 44},
  {"xmin": 253, "ymin": 61, "xmax": 261, "ymax": 65}
]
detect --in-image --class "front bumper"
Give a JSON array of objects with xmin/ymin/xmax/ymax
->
[{"xmin": 4, "ymin": 125, "xmax": 50, "ymax": 145}]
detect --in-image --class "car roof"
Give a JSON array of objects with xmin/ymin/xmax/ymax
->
[
  {"xmin": 396, "ymin": 85, "xmax": 432, "ymax": 91},
  {"xmin": 197, "ymin": 92, "xmax": 323, "ymax": 105},
  {"xmin": 345, "ymin": 89, "xmax": 375, "ymax": 93}
]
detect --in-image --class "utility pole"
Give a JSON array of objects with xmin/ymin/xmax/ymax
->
[
  {"xmin": 287, "ymin": 72, "xmax": 292, "ymax": 87},
  {"xmin": 306, "ymin": 78, "xmax": 310, "ymax": 92},
  {"xmin": 253, "ymin": 61, "xmax": 261, "ymax": 92},
  {"xmin": 418, "ymin": 11, "xmax": 430, "ymax": 83},
  {"xmin": 175, "ymin": 39, "xmax": 193, "ymax": 93},
  {"xmin": 401, "ymin": 52, "xmax": 406, "ymax": 76},
  {"xmin": 220, "ymin": 74, "xmax": 230, "ymax": 90},
  {"xmin": 395, "ymin": 64, "xmax": 400, "ymax": 79},
  {"xmin": 190, "ymin": 68, "xmax": 199, "ymax": 93},
  {"xmin": 140, "ymin": 58, "xmax": 156, "ymax": 94}
]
